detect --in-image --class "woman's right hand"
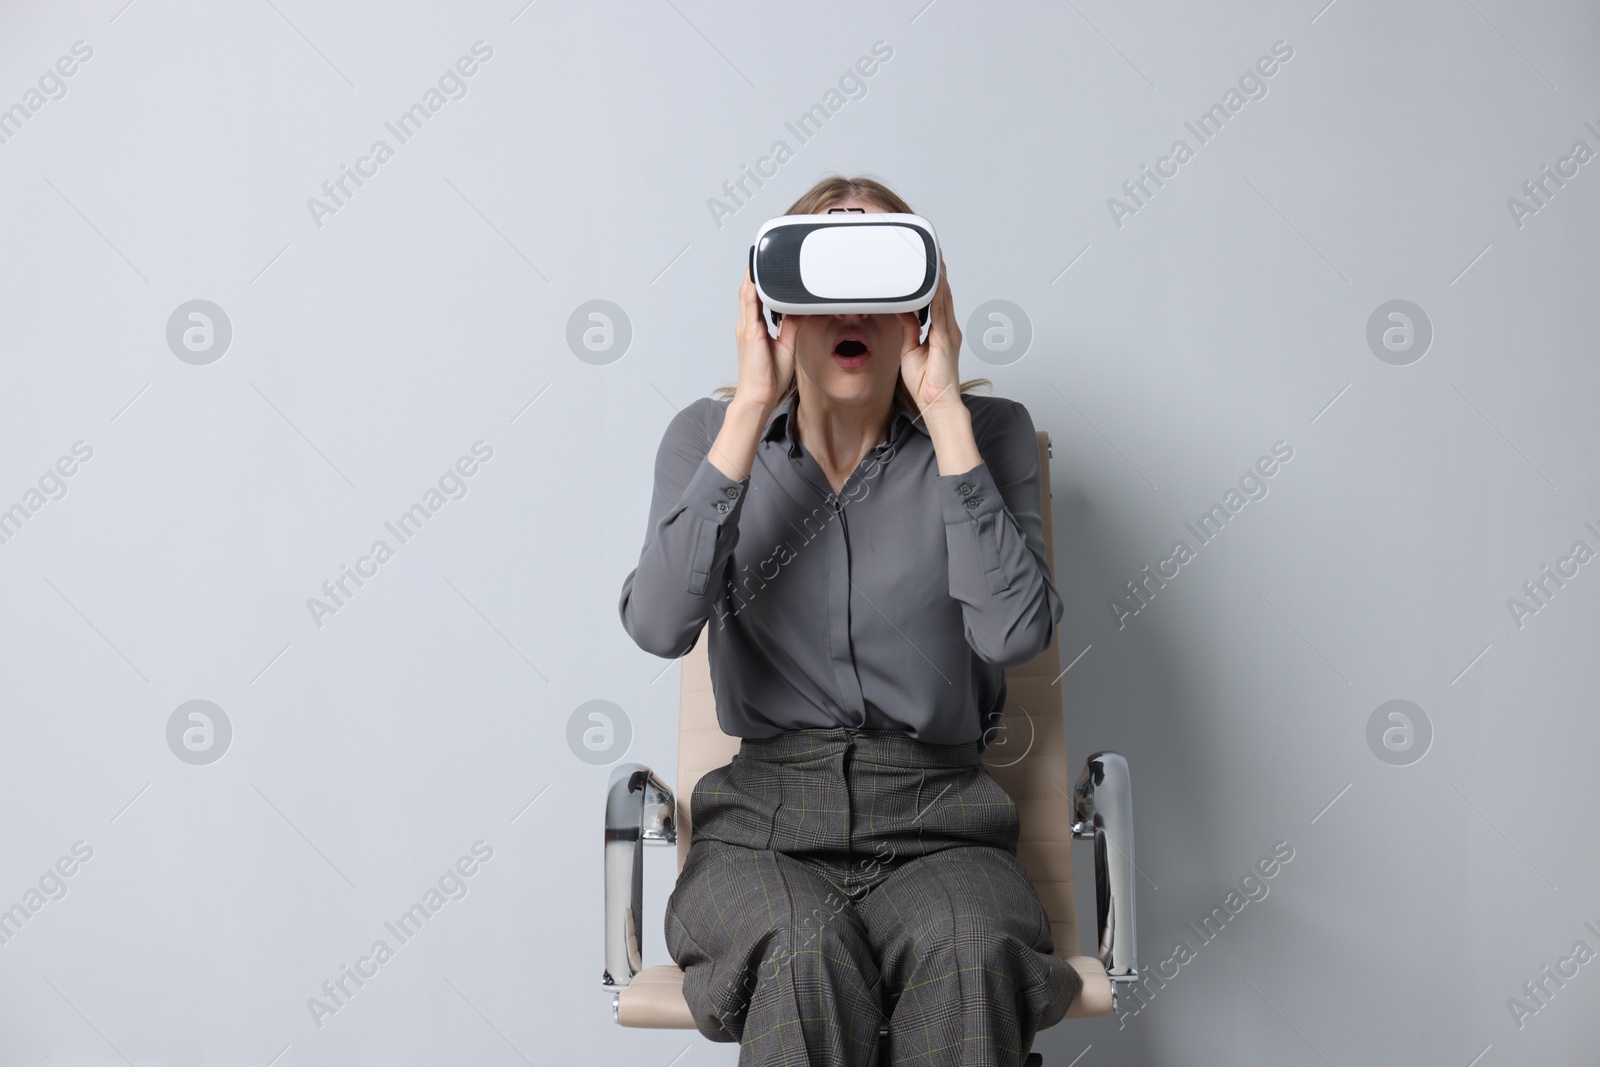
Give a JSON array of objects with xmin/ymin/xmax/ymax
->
[
  {"xmin": 704, "ymin": 267, "xmax": 799, "ymax": 482},
  {"xmin": 734, "ymin": 265, "xmax": 797, "ymax": 416}
]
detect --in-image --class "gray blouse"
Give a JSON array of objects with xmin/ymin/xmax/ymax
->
[{"xmin": 617, "ymin": 389, "xmax": 1063, "ymax": 752}]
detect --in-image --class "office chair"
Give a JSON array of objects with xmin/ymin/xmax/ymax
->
[{"xmin": 604, "ymin": 431, "xmax": 1138, "ymax": 1065}]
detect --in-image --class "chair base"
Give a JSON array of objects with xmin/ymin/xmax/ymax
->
[{"xmin": 613, "ymin": 954, "xmax": 1115, "ymax": 1028}]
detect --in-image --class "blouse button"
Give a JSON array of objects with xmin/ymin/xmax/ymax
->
[
  {"xmin": 957, "ymin": 482, "xmax": 973, "ymax": 496},
  {"xmin": 714, "ymin": 500, "xmax": 729, "ymax": 513},
  {"xmin": 723, "ymin": 486, "xmax": 739, "ymax": 499},
  {"xmin": 964, "ymin": 496, "xmax": 982, "ymax": 510}
]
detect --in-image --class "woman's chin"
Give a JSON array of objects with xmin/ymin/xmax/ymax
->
[{"xmin": 819, "ymin": 370, "xmax": 885, "ymax": 399}]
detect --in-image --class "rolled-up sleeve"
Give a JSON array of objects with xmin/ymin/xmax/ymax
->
[
  {"xmin": 619, "ymin": 400, "xmax": 750, "ymax": 658},
  {"xmin": 938, "ymin": 400, "xmax": 1063, "ymax": 667}
]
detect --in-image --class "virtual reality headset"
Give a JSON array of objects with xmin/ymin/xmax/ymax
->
[{"xmin": 749, "ymin": 210, "xmax": 941, "ymax": 343}]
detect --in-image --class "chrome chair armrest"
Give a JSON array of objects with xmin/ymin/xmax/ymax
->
[
  {"xmin": 1072, "ymin": 751, "xmax": 1138, "ymax": 994},
  {"xmin": 602, "ymin": 762, "xmax": 677, "ymax": 990}
]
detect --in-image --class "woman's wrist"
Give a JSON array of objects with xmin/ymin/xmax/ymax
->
[
  {"xmin": 708, "ymin": 395, "xmax": 772, "ymax": 481},
  {"xmin": 922, "ymin": 399, "xmax": 981, "ymax": 476},
  {"xmin": 727, "ymin": 393, "xmax": 776, "ymax": 426}
]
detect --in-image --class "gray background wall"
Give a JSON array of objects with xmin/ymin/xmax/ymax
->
[{"xmin": 1, "ymin": 0, "xmax": 1597, "ymax": 1064}]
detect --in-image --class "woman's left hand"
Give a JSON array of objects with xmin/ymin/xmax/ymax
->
[{"xmin": 898, "ymin": 255, "xmax": 963, "ymax": 417}]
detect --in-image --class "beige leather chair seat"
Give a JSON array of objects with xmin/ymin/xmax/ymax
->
[{"xmin": 615, "ymin": 956, "xmax": 1115, "ymax": 1028}]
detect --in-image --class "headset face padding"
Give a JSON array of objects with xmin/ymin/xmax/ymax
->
[{"xmin": 749, "ymin": 213, "xmax": 940, "ymax": 343}]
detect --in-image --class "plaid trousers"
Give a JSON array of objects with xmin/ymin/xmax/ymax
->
[{"xmin": 664, "ymin": 727, "xmax": 1082, "ymax": 1067}]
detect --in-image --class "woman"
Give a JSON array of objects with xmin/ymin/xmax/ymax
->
[{"xmin": 618, "ymin": 175, "xmax": 1081, "ymax": 1066}]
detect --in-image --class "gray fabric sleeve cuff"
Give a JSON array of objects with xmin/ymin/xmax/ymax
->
[
  {"xmin": 938, "ymin": 461, "xmax": 1005, "ymax": 525},
  {"xmin": 682, "ymin": 454, "xmax": 751, "ymax": 525}
]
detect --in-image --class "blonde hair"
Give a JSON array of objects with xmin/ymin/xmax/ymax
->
[{"xmin": 711, "ymin": 173, "xmax": 991, "ymax": 409}]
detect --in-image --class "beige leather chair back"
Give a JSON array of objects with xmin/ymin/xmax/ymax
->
[{"xmin": 672, "ymin": 431, "xmax": 1082, "ymax": 962}]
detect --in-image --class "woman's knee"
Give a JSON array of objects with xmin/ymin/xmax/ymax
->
[
  {"xmin": 872, "ymin": 852, "xmax": 1050, "ymax": 956},
  {"xmin": 666, "ymin": 848, "xmax": 876, "ymax": 979},
  {"xmin": 747, "ymin": 896, "xmax": 874, "ymax": 986}
]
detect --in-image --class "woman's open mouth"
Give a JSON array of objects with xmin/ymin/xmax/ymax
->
[{"xmin": 831, "ymin": 332, "xmax": 871, "ymax": 370}]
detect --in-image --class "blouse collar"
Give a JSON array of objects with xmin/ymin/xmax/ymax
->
[{"xmin": 760, "ymin": 389, "xmax": 930, "ymax": 459}]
